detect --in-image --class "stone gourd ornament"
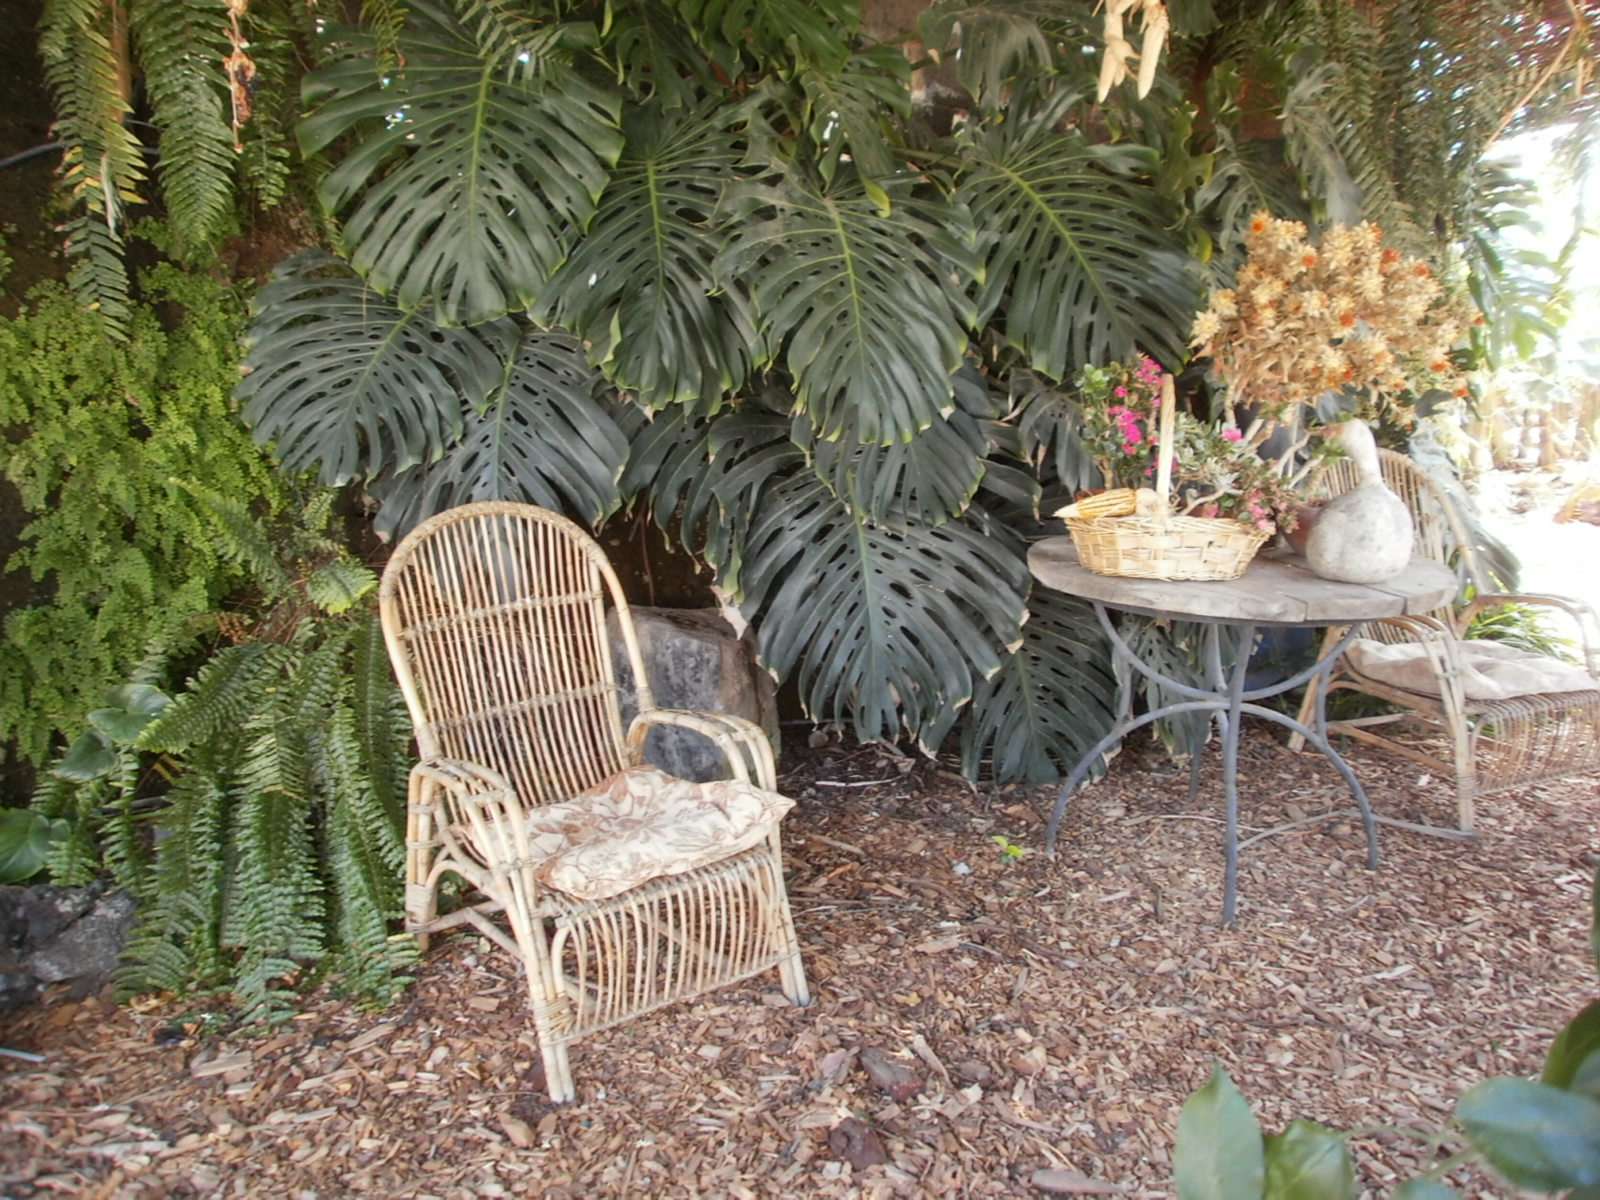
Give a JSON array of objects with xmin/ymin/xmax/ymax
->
[{"xmin": 1305, "ymin": 420, "xmax": 1414, "ymax": 583}]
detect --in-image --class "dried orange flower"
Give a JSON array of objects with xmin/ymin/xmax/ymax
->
[{"xmin": 1189, "ymin": 211, "xmax": 1474, "ymax": 431}]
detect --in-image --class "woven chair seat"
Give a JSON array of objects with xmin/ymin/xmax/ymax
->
[{"xmin": 521, "ymin": 767, "xmax": 793, "ymax": 901}]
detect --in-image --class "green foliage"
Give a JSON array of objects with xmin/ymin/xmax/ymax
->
[
  {"xmin": 1174, "ymin": 868, "xmax": 1600, "ymax": 1197},
  {"xmin": 0, "ymin": 809, "xmax": 66, "ymax": 883},
  {"xmin": 299, "ymin": 0, "xmax": 623, "ymax": 325},
  {"xmin": 0, "ymin": 264, "xmax": 290, "ymax": 766},
  {"xmin": 130, "ymin": 0, "xmax": 239, "ymax": 261},
  {"xmin": 29, "ymin": 0, "xmax": 1577, "ymax": 786},
  {"xmin": 44, "ymin": 495, "xmax": 411, "ymax": 1021}
]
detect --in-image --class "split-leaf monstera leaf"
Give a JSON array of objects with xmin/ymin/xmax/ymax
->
[{"xmin": 299, "ymin": 0, "xmax": 623, "ymax": 326}]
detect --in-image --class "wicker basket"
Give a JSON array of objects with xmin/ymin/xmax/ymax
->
[{"xmin": 1063, "ymin": 376, "xmax": 1271, "ymax": 582}]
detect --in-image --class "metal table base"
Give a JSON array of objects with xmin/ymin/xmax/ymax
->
[{"xmin": 1042, "ymin": 604, "xmax": 1379, "ymax": 925}]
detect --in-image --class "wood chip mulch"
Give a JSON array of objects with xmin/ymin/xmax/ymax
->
[{"xmin": 3, "ymin": 730, "xmax": 1596, "ymax": 1198}]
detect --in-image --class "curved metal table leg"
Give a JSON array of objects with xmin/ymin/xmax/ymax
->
[{"xmin": 1047, "ymin": 607, "xmax": 1380, "ymax": 925}]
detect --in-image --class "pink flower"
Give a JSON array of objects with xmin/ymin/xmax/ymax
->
[
  {"xmin": 1135, "ymin": 357, "xmax": 1161, "ymax": 384},
  {"xmin": 1108, "ymin": 405, "xmax": 1126, "ymax": 417},
  {"xmin": 1144, "ymin": 465, "xmax": 1154, "ymax": 476},
  {"xmin": 1124, "ymin": 427, "xmax": 1143, "ymax": 446},
  {"xmin": 1255, "ymin": 518, "xmax": 1275, "ymax": 533},
  {"xmin": 1221, "ymin": 427, "xmax": 1244, "ymax": 443},
  {"xmin": 1114, "ymin": 386, "xmax": 1128, "ymax": 398},
  {"xmin": 1123, "ymin": 444, "xmax": 1139, "ymax": 455}
]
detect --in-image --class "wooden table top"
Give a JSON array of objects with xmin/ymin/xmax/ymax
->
[{"xmin": 1027, "ymin": 539, "xmax": 1459, "ymax": 626}]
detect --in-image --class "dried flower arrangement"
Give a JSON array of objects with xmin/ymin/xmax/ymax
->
[
  {"xmin": 1189, "ymin": 211, "xmax": 1475, "ymax": 453},
  {"xmin": 1075, "ymin": 358, "xmax": 1302, "ymax": 534}
]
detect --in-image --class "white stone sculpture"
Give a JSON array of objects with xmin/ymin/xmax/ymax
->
[{"xmin": 1305, "ymin": 420, "xmax": 1414, "ymax": 583}]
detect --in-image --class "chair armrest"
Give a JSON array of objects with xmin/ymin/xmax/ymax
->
[
  {"xmin": 410, "ymin": 758, "xmax": 539, "ymax": 890},
  {"xmin": 1356, "ymin": 616, "xmax": 1471, "ymax": 714},
  {"xmin": 627, "ymin": 709, "xmax": 778, "ymax": 791},
  {"xmin": 1455, "ymin": 592, "xmax": 1600, "ymax": 676}
]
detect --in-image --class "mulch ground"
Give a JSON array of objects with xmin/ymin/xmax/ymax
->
[{"xmin": 2, "ymin": 730, "xmax": 1596, "ymax": 1198}]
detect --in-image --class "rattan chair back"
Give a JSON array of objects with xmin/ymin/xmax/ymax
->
[{"xmin": 380, "ymin": 503, "xmax": 653, "ymax": 809}]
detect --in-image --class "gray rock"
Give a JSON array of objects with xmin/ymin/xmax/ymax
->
[
  {"xmin": 0, "ymin": 884, "xmax": 97, "ymax": 956},
  {"xmin": 607, "ymin": 607, "xmax": 780, "ymax": 783},
  {"xmin": 27, "ymin": 890, "xmax": 135, "ymax": 986}
]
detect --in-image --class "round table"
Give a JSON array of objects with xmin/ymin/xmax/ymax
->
[{"xmin": 1027, "ymin": 539, "xmax": 1459, "ymax": 924}]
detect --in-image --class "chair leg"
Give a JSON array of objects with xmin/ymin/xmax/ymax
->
[
  {"xmin": 405, "ymin": 778, "xmax": 440, "ymax": 953},
  {"xmin": 1289, "ymin": 627, "xmax": 1343, "ymax": 753},
  {"xmin": 768, "ymin": 831, "xmax": 810, "ymax": 1007}
]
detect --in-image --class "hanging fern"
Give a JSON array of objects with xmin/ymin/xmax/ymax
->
[
  {"xmin": 130, "ymin": 0, "xmax": 239, "ymax": 260},
  {"xmin": 39, "ymin": 0, "xmax": 146, "ymax": 337}
]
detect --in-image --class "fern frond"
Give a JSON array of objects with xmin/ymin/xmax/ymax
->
[
  {"xmin": 323, "ymin": 704, "xmax": 412, "ymax": 1003},
  {"xmin": 119, "ymin": 767, "xmax": 230, "ymax": 996},
  {"xmin": 130, "ymin": 0, "xmax": 239, "ymax": 260},
  {"xmin": 60, "ymin": 214, "xmax": 134, "ymax": 339},
  {"xmin": 228, "ymin": 718, "xmax": 325, "ymax": 977},
  {"xmin": 306, "ymin": 559, "xmax": 379, "ymax": 614},
  {"xmin": 138, "ymin": 643, "xmax": 290, "ymax": 752},
  {"xmin": 362, "ymin": 0, "xmax": 410, "ymax": 71},
  {"xmin": 172, "ymin": 479, "xmax": 291, "ymax": 594},
  {"xmin": 351, "ymin": 612, "xmax": 410, "ymax": 827},
  {"xmin": 41, "ymin": 0, "xmax": 146, "ymax": 337},
  {"xmin": 453, "ymin": 0, "xmax": 573, "ymax": 79},
  {"xmin": 234, "ymin": 1, "xmax": 299, "ymax": 206}
]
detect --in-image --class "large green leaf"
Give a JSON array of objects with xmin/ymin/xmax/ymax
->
[
  {"xmin": 1545, "ymin": 1000, "xmax": 1600, "ymax": 1098},
  {"xmin": 735, "ymin": 471, "xmax": 1027, "ymax": 747},
  {"xmin": 956, "ymin": 97, "xmax": 1198, "ymax": 380},
  {"xmin": 371, "ymin": 329, "xmax": 628, "ymax": 538},
  {"xmin": 1457, "ymin": 1077, "xmax": 1600, "ymax": 1192},
  {"xmin": 1262, "ymin": 1121, "xmax": 1354, "ymax": 1200},
  {"xmin": 239, "ymin": 252, "xmax": 504, "ymax": 485},
  {"xmin": 1194, "ymin": 126, "xmax": 1308, "ymax": 277},
  {"xmin": 1013, "ymin": 369, "xmax": 1100, "ymax": 494},
  {"xmin": 795, "ymin": 409, "xmax": 988, "ymax": 527},
  {"xmin": 719, "ymin": 171, "xmax": 980, "ymax": 445},
  {"xmin": 918, "ymin": 2, "xmax": 1098, "ymax": 111},
  {"xmin": 664, "ymin": 0, "xmax": 860, "ymax": 73},
  {"xmin": 298, "ymin": 0, "xmax": 623, "ymax": 325},
  {"xmin": 1173, "ymin": 1065, "xmax": 1265, "ymax": 1200},
  {"xmin": 624, "ymin": 403, "xmax": 801, "ymax": 588},
  {"xmin": 798, "ymin": 47, "xmax": 910, "ymax": 192},
  {"xmin": 606, "ymin": 2, "xmax": 716, "ymax": 109},
  {"xmin": 960, "ymin": 585, "xmax": 1116, "ymax": 784},
  {"xmin": 531, "ymin": 100, "xmax": 761, "ymax": 414},
  {"xmin": 0, "ymin": 810, "xmax": 62, "ymax": 884}
]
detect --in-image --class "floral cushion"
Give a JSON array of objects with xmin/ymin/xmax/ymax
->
[{"xmin": 523, "ymin": 767, "xmax": 794, "ymax": 900}]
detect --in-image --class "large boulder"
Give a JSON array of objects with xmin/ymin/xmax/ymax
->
[
  {"xmin": 607, "ymin": 607, "xmax": 780, "ymax": 784},
  {"xmin": 0, "ymin": 882, "xmax": 134, "ymax": 1011}
]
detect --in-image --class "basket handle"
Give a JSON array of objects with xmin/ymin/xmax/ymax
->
[{"xmin": 1154, "ymin": 374, "xmax": 1175, "ymax": 519}]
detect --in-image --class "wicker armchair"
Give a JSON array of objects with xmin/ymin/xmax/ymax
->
[
  {"xmin": 379, "ymin": 503, "xmax": 809, "ymax": 1102},
  {"xmin": 1291, "ymin": 450, "xmax": 1600, "ymax": 831}
]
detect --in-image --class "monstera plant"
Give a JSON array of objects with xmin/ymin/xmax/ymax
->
[
  {"xmin": 200, "ymin": 0, "xmax": 1581, "ymax": 780},
  {"xmin": 225, "ymin": 0, "xmax": 1204, "ymax": 780}
]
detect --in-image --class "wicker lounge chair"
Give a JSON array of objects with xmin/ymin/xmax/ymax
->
[
  {"xmin": 1291, "ymin": 449, "xmax": 1600, "ymax": 831},
  {"xmin": 379, "ymin": 503, "xmax": 809, "ymax": 1102}
]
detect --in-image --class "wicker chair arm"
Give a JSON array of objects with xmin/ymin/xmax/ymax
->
[
  {"xmin": 410, "ymin": 757, "xmax": 541, "ymax": 887},
  {"xmin": 1357, "ymin": 615, "xmax": 1470, "ymax": 714},
  {"xmin": 1455, "ymin": 592, "xmax": 1600, "ymax": 676},
  {"xmin": 627, "ymin": 709, "xmax": 779, "ymax": 791}
]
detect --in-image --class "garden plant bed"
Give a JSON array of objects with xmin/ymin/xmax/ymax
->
[{"xmin": 2, "ymin": 731, "xmax": 1595, "ymax": 1198}]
